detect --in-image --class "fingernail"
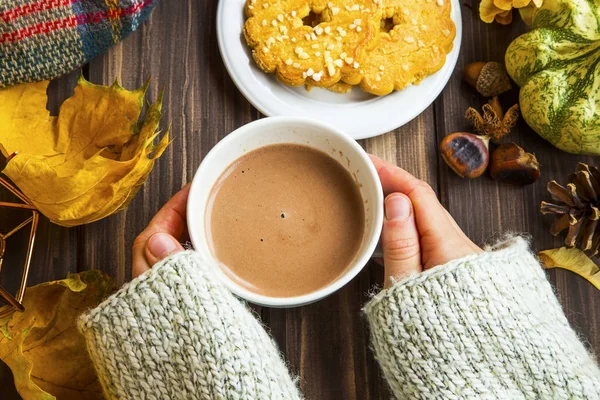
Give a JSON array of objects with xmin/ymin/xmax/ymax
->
[
  {"xmin": 385, "ymin": 195, "xmax": 411, "ymax": 221},
  {"xmin": 147, "ymin": 233, "xmax": 179, "ymax": 258}
]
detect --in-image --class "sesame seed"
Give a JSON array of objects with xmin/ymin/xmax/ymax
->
[
  {"xmin": 295, "ymin": 47, "xmax": 303, "ymax": 54},
  {"xmin": 351, "ymin": 4, "xmax": 359, "ymax": 10},
  {"xmin": 327, "ymin": 43, "xmax": 335, "ymax": 50},
  {"xmin": 311, "ymin": 32, "xmax": 317, "ymax": 40},
  {"xmin": 349, "ymin": 24, "xmax": 356, "ymax": 29},
  {"xmin": 262, "ymin": 19, "xmax": 267, "ymax": 26},
  {"xmin": 340, "ymin": 30, "xmax": 347, "ymax": 37},
  {"xmin": 324, "ymin": 26, "xmax": 331, "ymax": 34},
  {"xmin": 276, "ymin": 36, "xmax": 283, "ymax": 41},
  {"xmin": 433, "ymin": 45, "xmax": 439, "ymax": 52},
  {"xmin": 248, "ymin": 5, "xmax": 254, "ymax": 9},
  {"xmin": 354, "ymin": 19, "xmax": 362, "ymax": 25},
  {"xmin": 421, "ymin": 25, "xmax": 428, "ymax": 30},
  {"xmin": 353, "ymin": 62, "xmax": 359, "ymax": 68},
  {"xmin": 312, "ymin": 71, "xmax": 323, "ymax": 81},
  {"xmin": 280, "ymin": 26, "xmax": 288, "ymax": 34},
  {"xmin": 437, "ymin": 0, "xmax": 444, "ymax": 5},
  {"xmin": 262, "ymin": 46, "xmax": 269, "ymax": 53},
  {"xmin": 375, "ymin": 75, "xmax": 381, "ymax": 81},
  {"xmin": 306, "ymin": 68, "xmax": 315, "ymax": 76},
  {"xmin": 417, "ymin": 40, "xmax": 425, "ymax": 48},
  {"xmin": 324, "ymin": 51, "xmax": 331, "ymax": 58},
  {"xmin": 312, "ymin": 43, "xmax": 319, "ymax": 48},
  {"xmin": 328, "ymin": 1, "xmax": 334, "ymax": 7},
  {"xmin": 293, "ymin": 62, "xmax": 301, "ymax": 68},
  {"xmin": 291, "ymin": 37, "xmax": 297, "ymax": 42},
  {"xmin": 356, "ymin": 26, "xmax": 362, "ymax": 32},
  {"xmin": 299, "ymin": 52, "xmax": 310, "ymax": 59},
  {"xmin": 379, "ymin": 65, "xmax": 385, "ymax": 71},
  {"xmin": 272, "ymin": 20, "xmax": 278, "ymax": 26},
  {"xmin": 336, "ymin": 36, "xmax": 342, "ymax": 41},
  {"xmin": 345, "ymin": 57, "xmax": 353, "ymax": 64},
  {"xmin": 263, "ymin": 2, "xmax": 268, "ymax": 8},
  {"xmin": 340, "ymin": 52, "xmax": 347, "ymax": 59},
  {"xmin": 285, "ymin": 58, "xmax": 293, "ymax": 65},
  {"xmin": 277, "ymin": 14, "xmax": 284, "ymax": 22},
  {"xmin": 402, "ymin": 64, "xmax": 409, "ymax": 71},
  {"xmin": 442, "ymin": 29, "xmax": 451, "ymax": 36},
  {"xmin": 403, "ymin": 9, "xmax": 410, "ymax": 15},
  {"xmin": 334, "ymin": 59, "xmax": 343, "ymax": 67},
  {"xmin": 315, "ymin": 51, "xmax": 321, "ymax": 56},
  {"xmin": 315, "ymin": 26, "xmax": 323, "ymax": 35},
  {"xmin": 404, "ymin": 36, "xmax": 415, "ymax": 43},
  {"xmin": 345, "ymin": 5, "xmax": 352, "ymax": 11},
  {"xmin": 305, "ymin": 33, "xmax": 311, "ymax": 40},
  {"xmin": 291, "ymin": 10, "xmax": 296, "ymax": 17},
  {"xmin": 266, "ymin": 37, "xmax": 275, "ymax": 45},
  {"xmin": 411, "ymin": 18, "xmax": 417, "ymax": 25},
  {"xmin": 331, "ymin": 7, "xmax": 339, "ymax": 15}
]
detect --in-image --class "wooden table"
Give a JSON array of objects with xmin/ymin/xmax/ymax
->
[{"xmin": 2, "ymin": 1, "xmax": 600, "ymax": 398}]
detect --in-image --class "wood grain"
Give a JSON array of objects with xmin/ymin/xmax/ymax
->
[{"xmin": 2, "ymin": 0, "xmax": 600, "ymax": 397}]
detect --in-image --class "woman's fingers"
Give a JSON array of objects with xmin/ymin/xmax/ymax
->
[
  {"xmin": 132, "ymin": 184, "xmax": 191, "ymax": 278},
  {"xmin": 381, "ymin": 193, "xmax": 422, "ymax": 287},
  {"xmin": 370, "ymin": 155, "xmax": 456, "ymax": 240},
  {"xmin": 144, "ymin": 233, "xmax": 184, "ymax": 267}
]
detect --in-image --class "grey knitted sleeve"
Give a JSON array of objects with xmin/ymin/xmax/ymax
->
[
  {"xmin": 364, "ymin": 237, "xmax": 600, "ymax": 399},
  {"xmin": 78, "ymin": 251, "xmax": 301, "ymax": 400}
]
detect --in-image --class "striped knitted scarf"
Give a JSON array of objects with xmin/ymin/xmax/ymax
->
[{"xmin": 0, "ymin": 0, "xmax": 158, "ymax": 87}]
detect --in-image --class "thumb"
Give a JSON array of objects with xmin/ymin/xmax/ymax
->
[
  {"xmin": 382, "ymin": 193, "xmax": 422, "ymax": 288},
  {"xmin": 144, "ymin": 232, "xmax": 185, "ymax": 266}
]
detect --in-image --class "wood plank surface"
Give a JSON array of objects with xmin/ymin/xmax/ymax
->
[{"xmin": 2, "ymin": 0, "xmax": 600, "ymax": 398}]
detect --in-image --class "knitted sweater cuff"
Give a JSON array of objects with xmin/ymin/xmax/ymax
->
[
  {"xmin": 364, "ymin": 237, "xmax": 600, "ymax": 399},
  {"xmin": 78, "ymin": 251, "xmax": 301, "ymax": 400}
]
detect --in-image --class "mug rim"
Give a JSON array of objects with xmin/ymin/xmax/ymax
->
[{"xmin": 187, "ymin": 116, "xmax": 384, "ymax": 307}]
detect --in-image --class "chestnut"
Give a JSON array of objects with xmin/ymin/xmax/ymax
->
[
  {"xmin": 489, "ymin": 143, "xmax": 540, "ymax": 185},
  {"xmin": 440, "ymin": 132, "xmax": 489, "ymax": 179}
]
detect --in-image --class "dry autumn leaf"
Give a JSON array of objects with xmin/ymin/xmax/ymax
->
[
  {"xmin": 0, "ymin": 270, "xmax": 113, "ymax": 399},
  {"xmin": 479, "ymin": 0, "xmax": 543, "ymax": 24},
  {"xmin": 539, "ymin": 247, "xmax": 600, "ymax": 290},
  {"xmin": 0, "ymin": 77, "xmax": 170, "ymax": 227}
]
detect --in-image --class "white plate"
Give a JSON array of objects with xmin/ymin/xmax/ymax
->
[{"xmin": 216, "ymin": 0, "xmax": 462, "ymax": 140}]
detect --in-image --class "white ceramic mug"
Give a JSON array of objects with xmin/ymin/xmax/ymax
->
[{"xmin": 187, "ymin": 117, "xmax": 384, "ymax": 307}]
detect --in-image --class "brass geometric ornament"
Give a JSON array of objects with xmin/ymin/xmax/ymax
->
[{"xmin": 0, "ymin": 176, "xmax": 39, "ymax": 318}]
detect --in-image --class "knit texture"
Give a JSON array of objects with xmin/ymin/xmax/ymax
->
[
  {"xmin": 0, "ymin": 0, "xmax": 158, "ymax": 88},
  {"xmin": 364, "ymin": 237, "xmax": 600, "ymax": 399},
  {"xmin": 78, "ymin": 251, "xmax": 301, "ymax": 400}
]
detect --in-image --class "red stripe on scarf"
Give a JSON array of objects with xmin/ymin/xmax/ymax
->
[
  {"xmin": 0, "ymin": 0, "xmax": 151, "ymax": 44},
  {"xmin": 0, "ymin": 0, "xmax": 78, "ymax": 23}
]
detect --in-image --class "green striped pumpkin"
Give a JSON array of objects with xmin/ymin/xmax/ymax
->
[{"xmin": 505, "ymin": 0, "xmax": 600, "ymax": 155}]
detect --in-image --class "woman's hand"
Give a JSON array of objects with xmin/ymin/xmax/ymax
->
[
  {"xmin": 132, "ymin": 184, "xmax": 190, "ymax": 278},
  {"xmin": 370, "ymin": 155, "xmax": 482, "ymax": 287}
]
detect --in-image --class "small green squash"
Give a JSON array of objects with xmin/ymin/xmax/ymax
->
[{"xmin": 505, "ymin": 0, "xmax": 600, "ymax": 154}]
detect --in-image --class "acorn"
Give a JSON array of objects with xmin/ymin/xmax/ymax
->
[
  {"xmin": 464, "ymin": 61, "xmax": 512, "ymax": 97},
  {"xmin": 440, "ymin": 132, "xmax": 490, "ymax": 179},
  {"xmin": 489, "ymin": 143, "xmax": 540, "ymax": 185}
]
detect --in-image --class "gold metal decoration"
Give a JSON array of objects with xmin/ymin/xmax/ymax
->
[{"xmin": 0, "ymin": 176, "xmax": 39, "ymax": 318}]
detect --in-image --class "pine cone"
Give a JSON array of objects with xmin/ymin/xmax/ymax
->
[{"xmin": 541, "ymin": 163, "xmax": 600, "ymax": 255}]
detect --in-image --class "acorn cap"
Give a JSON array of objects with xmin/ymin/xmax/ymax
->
[
  {"xmin": 476, "ymin": 62, "xmax": 512, "ymax": 97},
  {"xmin": 464, "ymin": 62, "xmax": 512, "ymax": 97}
]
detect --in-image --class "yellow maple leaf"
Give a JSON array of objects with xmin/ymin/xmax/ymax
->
[
  {"xmin": 479, "ymin": 0, "xmax": 543, "ymax": 24},
  {"xmin": 0, "ymin": 77, "xmax": 170, "ymax": 227},
  {"xmin": 0, "ymin": 270, "xmax": 114, "ymax": 399},
  {"xmin": 538, "ymin": 247, "xmax": 600, "ymax": 290}
]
